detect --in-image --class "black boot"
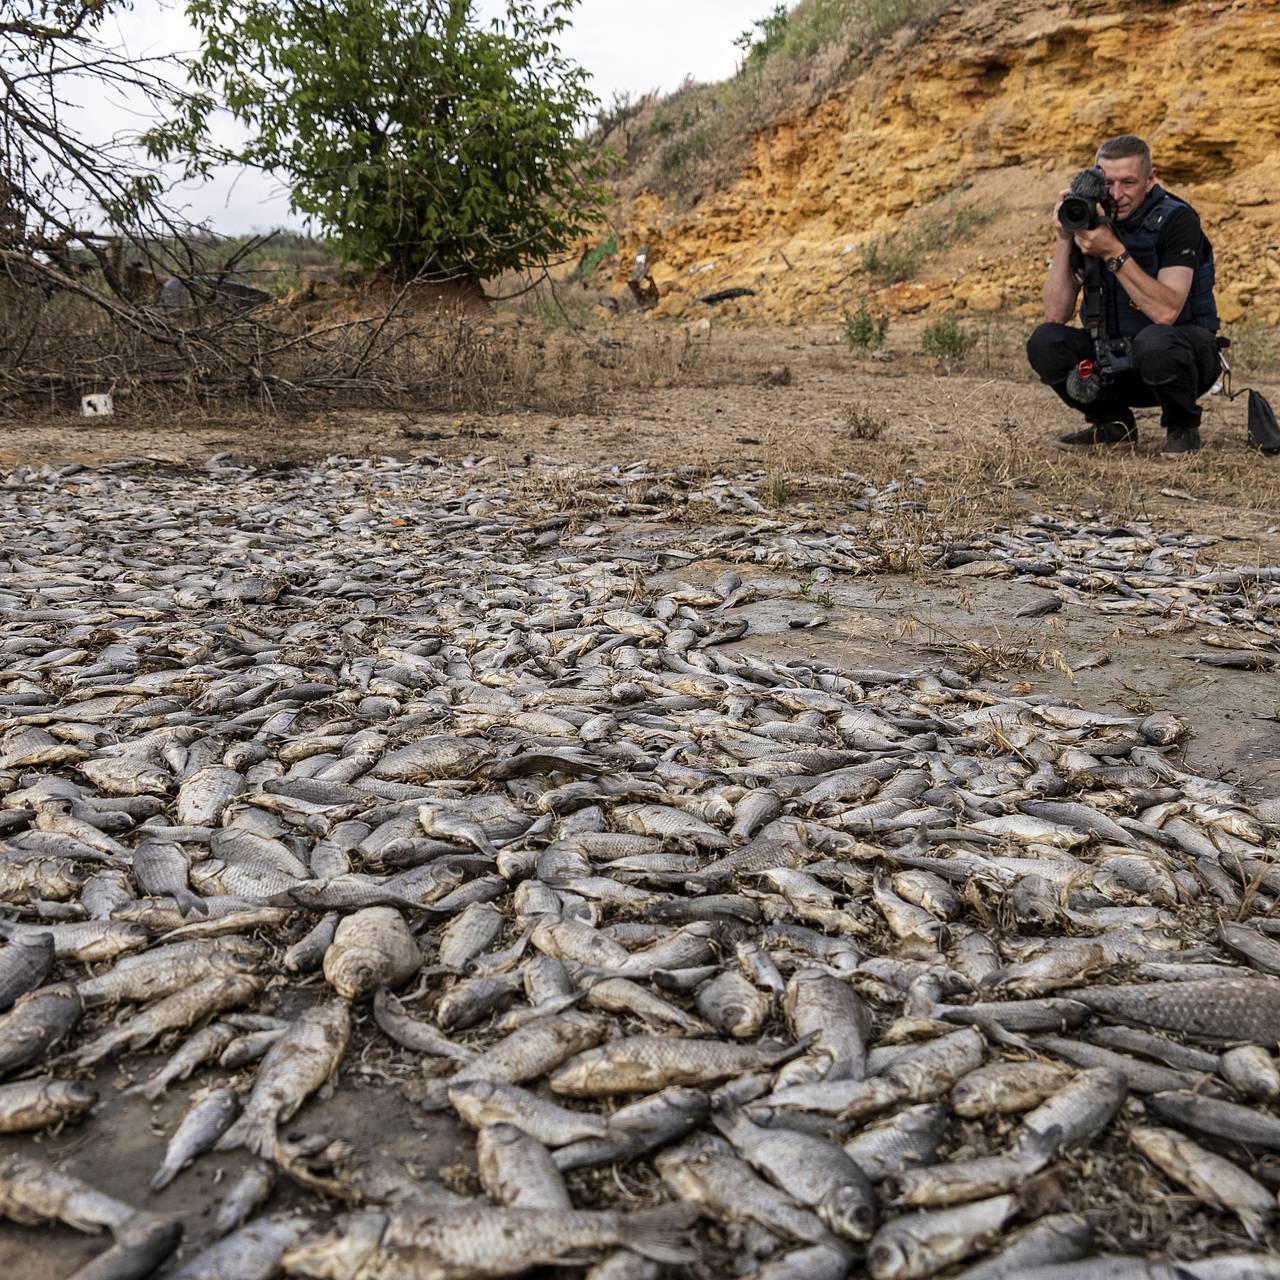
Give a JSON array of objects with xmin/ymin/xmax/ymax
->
[
  {"xmin": 1057, "ymin": 419, "xmax": 1137, "ymax": 447},
  {"xmin": 1161, "ymin": 428, "xmax": 1202, "ymax": 455}
]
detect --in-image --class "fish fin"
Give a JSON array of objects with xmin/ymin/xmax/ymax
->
[
  {"xmin": 770, "ymin": 1029, "xmax": 820, "ymax": 1067},
  {"xmin": 1014, "ymin": 1122, "xmax": 1062, "ymax": 1170},
  {"xmin": 1240, "ymin": 1210, "xmax": 1268, "ymax": 1242},
  {"xmin": 76, "ymin": 1029, "xmax": 126, "ymax": 1068},
  {"xmin": 709, "ymin": 1107, "xmax": 744, "ymax": 1142},
  {"xmin": 619, "ymin": 1202, "xmax": 700, "ymax": 1265},
  {"xmin": 175, "ymin": 889, "xmax": 209, "ymax": 918}
]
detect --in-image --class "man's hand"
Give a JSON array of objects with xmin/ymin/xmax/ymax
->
[
  {"xmin": 1073, "ymin": 205, "xmax": 1124, "ymax": 258},
  {"xmin": 1052, "ymin": 189, "xmax": 1072, "ymax": 241}
]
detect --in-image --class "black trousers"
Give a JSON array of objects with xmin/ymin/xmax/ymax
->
[{"xmin": 1026, "ymin": 322, "xmax": 1221, "ymax": 433}]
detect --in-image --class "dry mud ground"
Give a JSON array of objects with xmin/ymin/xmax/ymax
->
[{"xmin": 3, "ymin": 320, "xmax": 1279, "ymax": 1277}]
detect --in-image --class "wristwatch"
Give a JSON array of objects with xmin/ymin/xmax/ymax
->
[{"xmin": 1106, "ymin": 252, "xmax": 1130, "ymax": 274}]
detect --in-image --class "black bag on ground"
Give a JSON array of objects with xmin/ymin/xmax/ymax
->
[{"xmin": 1247, "ymin": 389, "xmax": 1280, "ymax": 455}]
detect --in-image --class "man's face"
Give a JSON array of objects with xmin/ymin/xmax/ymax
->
[{"xmin": 1098, "ymin": 154, "xmax": 1155, "ymax": 221}]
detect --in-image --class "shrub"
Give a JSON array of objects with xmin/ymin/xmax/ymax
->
[
  {"xmin": 860, "ymin": 237, "xmax": 919, "ymax": 284},
  {"xmin": 842, "ymin": 299, "xmax": 889, "ymax": 350},
  {"xmin": 735, "ymin": 5, "xmax": 791, "ymax": 67},
  {"xmin": 843, "ymin": 404, "xmax": 886, "ymax": 439},
  {"xmin": 921, "ymin": 314, "xmax": 979, "ymax": 361}
]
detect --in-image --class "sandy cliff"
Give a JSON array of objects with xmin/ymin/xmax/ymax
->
[{"xmin": 616, "ymin": 0, "xmax": 1280, "ymax": 327}]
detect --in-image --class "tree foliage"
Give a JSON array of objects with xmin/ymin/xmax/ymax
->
[{"xmin": 151, "ymin": 0, "xmax": 613, "ymax": 282}]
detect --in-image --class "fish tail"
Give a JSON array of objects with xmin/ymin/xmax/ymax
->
[
  {"xmin": 770, "ymin": 1028, "xmax": 821, "ymax": 1068},
  {"xmin": 618, "ymin": 1202, "xmax": 699, "ymax": 1265},
  {"xmin": 215, "ymin": 1110, "xmax": 274, "ymax": 1158},
  {"xmin": 148, "ymin": 1164, "xmax": 177, "ymax": 1193}
]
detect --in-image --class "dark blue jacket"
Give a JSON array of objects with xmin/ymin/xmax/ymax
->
[{"xmin": 1088, "ymin": 187, "xmax": 1218, "ymax": 337}]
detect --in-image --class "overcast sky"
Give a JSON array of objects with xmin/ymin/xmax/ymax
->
[{"xmin": 97, "ymin": 0, "xmax": 757, "ymax": 232}]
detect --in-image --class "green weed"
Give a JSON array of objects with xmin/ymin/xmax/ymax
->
[
  {"xmin": 842, "ymin": 297, "xmax": 889, "ymax": 350},
  {"xmin": 921, "ymin": 313, "xmax": 979, "ymax": 362}
]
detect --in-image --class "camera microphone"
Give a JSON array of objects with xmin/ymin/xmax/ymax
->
[{"xmin": 1069, "ymin": 166, "xmax": 1108, "ymax": 202}]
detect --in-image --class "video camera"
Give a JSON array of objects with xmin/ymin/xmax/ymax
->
[
  {"xmin": 1058, "ymin": 166, "xmax": 1116, "ymax": 233},
  {"xmin": 1060, "ymin": 166, "xmax": 1132, "ymax": 403}
]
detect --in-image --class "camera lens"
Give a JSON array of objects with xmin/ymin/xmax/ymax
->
[{"xmin": 1059, "ymin": 196, "xmax": 1093, "ymax": 232}]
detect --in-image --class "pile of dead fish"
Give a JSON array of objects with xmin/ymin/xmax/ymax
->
[
  {"xmin": 673, "ymin": 469, "xmax": 1279, "ymax": 663},
  {"xmin": 1, "ymin": 453, "xmax": 1280, "ymax": 1280}
]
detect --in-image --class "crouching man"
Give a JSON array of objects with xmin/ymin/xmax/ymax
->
[{"xmin": 1026, "ymin": 134, "xmax": 1220, "ymax": 454}]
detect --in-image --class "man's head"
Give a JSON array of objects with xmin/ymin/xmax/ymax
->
[{"xmin": 1095, "ymin": 135, "xmax": 1156, "ymax": 221}]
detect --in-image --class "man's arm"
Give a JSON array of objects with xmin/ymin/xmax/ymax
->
[
  {"xmin": 1112, "ymin": 262, "xmax": 1192, "ymax": 327},
  {"xmin": 1072, "ymin": 211, "xmax": 1194, "ymax": 326},
  {"xmin": 1044, "ymin": 235, "xmax": 1081, "ymax": 323}
]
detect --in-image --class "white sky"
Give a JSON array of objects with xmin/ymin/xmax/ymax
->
[{"xmin": 95, "ymin": 0, "xmax": 758, "ymax": 232}]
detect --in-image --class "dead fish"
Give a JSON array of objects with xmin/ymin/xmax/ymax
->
[
  {"xmin": 1220, "ymin": 1045, "xmax": 1280, "ymax": 1100},
  {"xmin": 0, "ymin": 1080, "xmax": 97, "ymax": 1132},
  {"xmin": 171, "ymin": 1213, "xmax": 312, "ymax": 1280},
  {"xmin": 948, "ymin": 1213, "xmax": 1094, "ymax": 1280},
  {"xmin": 436, "ymin": 971, "xmax": 523, "ymax": 1032},
  {"xmin": 0, "ymin": 933, "xmax": 54, "ymax": 1012},
  {"xmin": 77, "ymin": 972, "xmax": 262, "ymax": 1067},
  {"xmin": 778, "ymin": 968, "xmax": 873, "ymax": 1085},
  {"xmin": 550, "ymin": 1034, "xmax": 809, "ymax": 1097},
  {"xmin": 1034, "ymin": 1035, "xmax": 1208, "ymax": 1096},
  {"xmin": 842, "ymin": 1104, "xmax": 949, "ymax": 1184},
  {"xmin": 217, "ymin": 999, "xmax": 351, "ymax": 1159},
  {"xmin": 323, "ymin": 908, "xmax": 419, "ymax": 1002},
  {"xmin": 436, "ymin": 901, "xmax": 504, "ymax": 973},
  {"xmin": 372, "ymin": 988, "xmax": 475, "ymax": 1062},
  {"xmin": 476, "ymin": 1122, "xmax": 572, "ymax": 1209},
  {"xmin": 449, "ymin": 1078, "xmax": 609, "ymax": 1147},
  {"xmin": 951, "ymin": 1061, "xmax": 1075, "ymax": 1117},
  {"xmin": 1130, "ymin": 1125, "xmax": 1274, "ymax": 1239},
  {"xmin": 139, "ymin": 1023, "xmax": 238, "ymax": 1101},
  {"xmin": 0, "ymin": 983, "xmax": 82, "ymax": 1077},
  {"xmin": 75, "ymin": 937, "xmax": 264, "ymax": 1007},
  {"xmin": 67, "ymin": 1209, "xmax": 184, "ymax": 1279},
  {"xmin": 427, "ymin": 1014, "xmax": 609, "ymax": 1107},
  {"xmin": 212, "ymin": 1161, "xmax": 276, "ymax": 1236},
  {"xmin": 655, "ymin": 1134, "xmax": 836, "ymax": 1247},
  {"xmin": 0, "ymin": 1153, "xmax": 135, "ymax": 1233},
  {"xmin": 1145, "ymin": 1090, "xmax": 1280, "ymax": 1151},
  {"xmin": 553, "ymin": 1087, "xmax": 709, "ymax": 1171},
  {"xmin": 371, "ymin": 736, "xmax": 490, "ymax": 782},
  {"xmin": 713, "ymin": 1106, "xmax": 877, "ymax": 1240},
  {"xmin": 866, "ymin": 1193, "xmax": 1018, "ymax": 1280},
  {"xmin": 1066, "ymin": 978, "xmax": 1280, "ymax": 1044},
  {"xmin": 151, "ymin": 1088, "xmax": 240, "ymax": 1192},
  {"xmin": 284, "ymin": 1202, "xmax": 696, "ymax": 1276},
  {"xmin": 886, "ymin": 1128, "xmax": 1058, "ymax": 1208},
  {"xmin": 696, "ymin": 970, "xmax": 771, "ymax": 1039}
]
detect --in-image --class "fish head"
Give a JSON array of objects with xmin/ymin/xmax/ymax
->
[
  {"xmin": 824, "ymin": 1183, "xmax": 878, "ymax": 1243},
  {"xmin": 866, "ymin": 1235, "xmax": 912, "ymax": 1280},
  {"xmin": 280, "ymin": 1212, "xmax": 387, "ymax": 1280},
  {"xmin": 63, "ymin": 1082, "xmax": 99, "ymax": 1109}
]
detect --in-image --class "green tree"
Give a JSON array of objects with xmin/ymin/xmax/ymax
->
[{"xmin": 150, "ymin": 0, "xmax": 613, "ymax": 282}]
